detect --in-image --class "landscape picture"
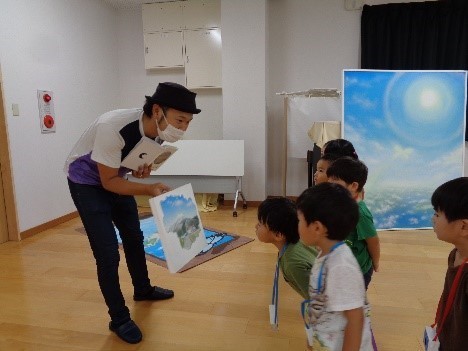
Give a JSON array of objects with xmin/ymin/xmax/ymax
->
[{"xmin": 149, "ymin": 183, "xmax": 207, "ymax": 272}]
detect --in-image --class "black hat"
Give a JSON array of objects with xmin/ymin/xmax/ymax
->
[{"xmin": 145, "ymin": 82, "xmax": 201, "ymax": 114}]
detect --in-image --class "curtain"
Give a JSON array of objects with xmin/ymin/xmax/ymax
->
[{"xmin": 361, "ymin": 0, "xmax": 468, "ymax": 139}]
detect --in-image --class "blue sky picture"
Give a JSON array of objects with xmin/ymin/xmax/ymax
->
[
  {"xmin": 343, "ymin": 70, "xmax": 466, "ymax": 229},
  {"xmin": 159, "ymin": 194, "xmax": 198, "ymax": 228}
]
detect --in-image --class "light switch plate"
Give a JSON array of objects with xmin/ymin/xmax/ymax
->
[
  {"xmin": 345, "ymin": 0, "xmax": 363, "ymax": 11},
  {"xmin": 12, "ymin": 103, "xmax": 19, "ymax": 116}
]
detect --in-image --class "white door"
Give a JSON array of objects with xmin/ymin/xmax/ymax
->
[
  {"xmin": 184, "ymin": 28, "xmax": 222, "ymax": 89},
  {"xmin": 144, "ymin": 31, "xmax": 184, "ymax": 69},
  {"xmin": 181, "ymin": 0, "xmax": 221, "ymax": 29},
  {"xmin": 0, "ymin": 63, "xmax": 19, "ymax": 243},
  {"xmin": 0, "ymin": 70, "xmax": 9, "ymax": 243}
]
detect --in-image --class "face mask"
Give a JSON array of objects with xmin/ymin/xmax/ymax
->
[{"xmin": 156, "ymin": 110, "xmax": 185, "ymax": 142}]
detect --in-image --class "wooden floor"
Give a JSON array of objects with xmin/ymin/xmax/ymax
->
[{"xmin": 0, "ymin": 204, "xmax": 452, "ymax": 351}]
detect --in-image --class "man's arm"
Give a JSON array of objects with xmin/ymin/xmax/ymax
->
[{"xmin": 97, "ymin": 163, "xmax": 169, "ymax": 196}]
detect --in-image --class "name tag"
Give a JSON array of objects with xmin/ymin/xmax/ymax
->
[
  {"xmin": 269, "ymin": 304, "xmax": 278, "ymax": 331},
  {"xmin": 423, "ymin": 325, "xmax": 440, "ymax": 351},
  {"xmin": 305, "ymin": 325, "xmax": 314, "ymax": 346}
]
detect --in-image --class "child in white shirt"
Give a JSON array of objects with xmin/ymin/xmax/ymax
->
[{"xmin": 297, "ymin": 183, "xmax": 373, "ymax": 351}]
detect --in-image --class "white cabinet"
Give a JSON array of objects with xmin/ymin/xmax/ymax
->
[
  {"xmin": 142, "ymin": 0, "xmax": 221, "ymax": 89},
  {"xmin": 142, "ymin": 2, "xmax": 183, "ymax": 32},
  {"xmin": 181, "ymin": 0, "xmax": 221, "ymax": 29},
  {"xmin": 144, "ymin": 31, "xmax": 184, "ymax": 69},
  {"xmin": 184, "ymin": 28, "xmax": 222, "ymax": 88}
]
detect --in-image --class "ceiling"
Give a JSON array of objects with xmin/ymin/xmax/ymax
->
[{"xmin": 102, "ymin": 0, "xmax": 161, "ymax": 10}]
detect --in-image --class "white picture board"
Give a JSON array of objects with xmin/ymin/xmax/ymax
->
[
  {"xmin": 121, "ymin": 136, "xmax": 177, "ymax": 171},
  {"xmin": 149, "ymin": 183, "xmax": 207, "ymax": 273}
]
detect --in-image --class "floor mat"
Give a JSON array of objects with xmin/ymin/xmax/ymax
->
[{"xmin": 75, "ymin": 214, "xmax": 254, "ymax": 272}]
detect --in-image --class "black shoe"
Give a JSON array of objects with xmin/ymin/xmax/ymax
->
[
  {"xmin": 133, "ymin": 285, "xmax": 174, "ymax": 301},
  {"xmin": 109, "ymin": 320, "xmax": 142, "ymax": 344}
]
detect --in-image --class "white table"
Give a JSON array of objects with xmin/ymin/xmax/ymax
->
[{"xmin": 129, "ymin": 139, "xmax": 247, "ymax": 216}]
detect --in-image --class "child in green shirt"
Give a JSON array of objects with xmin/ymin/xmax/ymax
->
[
  {"xmin": 314, "ymin": 153, "xmax": 341, "ymax": 185},
  {"xmin": 327, "ymin": 157, "xmax": 380, "ymax": 290},
  {"xmin": 256, "ymin": 197, "xmax": 318, "ymax": 299}
]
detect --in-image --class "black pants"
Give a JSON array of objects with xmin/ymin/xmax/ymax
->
[{"xmin": 68, "ymin": 179, "xmax": 152, "ymax": 324}]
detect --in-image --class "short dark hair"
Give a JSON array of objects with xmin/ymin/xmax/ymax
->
[
  {"xmin": 257, "ymin": 197, "xmax": 299, "ymax": 244},
  {"xmin": 296, "ymin": 183, "xmax": 359, "ymax": 241},
  {"xmin": 326, "ymin": 157, "xmax": 368, "ymax": 192},
  {"xmin": 323, "ymin": 139, "xmax": 358, "ymax": 159},
  {"xmin": 431, "ymin": 177, "xmax": 468, "ymax": 222},
  {"xmin": 320, "ymin": 153, "xmax": 341, "ymax": 164},
  {"xmin": 143, "ymin": 97, "xmax": 168, "ymax": 118}
]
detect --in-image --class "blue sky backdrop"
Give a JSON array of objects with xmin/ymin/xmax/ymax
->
[{"xmin": 343, "ymin": 70, "xmax": 466, "ymax": 229}]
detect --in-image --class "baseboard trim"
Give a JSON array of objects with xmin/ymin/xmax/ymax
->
[
  {"xmin": 19, "ymin": 197, "xmax": 295, "ymax": 240},
  {"xmin": 267, "ymin": 195, "xmax": 298, "ymax": 201},
  {"xmin": 20, "ymin": 211, "xmax": 79, "ymax": 240},
  {"xmin": 221, "ymin": 197, "xmax": 297, "ymax": 207},
  {"xmin": 222, "ymin": 200, "xmax": 262, "ymax": 207}
]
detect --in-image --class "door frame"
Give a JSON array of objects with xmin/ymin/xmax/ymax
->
[{"xmin": 0, "ymin": 63, "xmax": 20, "ymax": 241}]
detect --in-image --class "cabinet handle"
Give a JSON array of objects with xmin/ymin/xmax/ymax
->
[
  {"xmin": 145, "ymin": 47, "xmax": 148, "ymax": 54},
  {"xmin": 186, "ymin": 55, "xmax": 189, "ymax": 63}
]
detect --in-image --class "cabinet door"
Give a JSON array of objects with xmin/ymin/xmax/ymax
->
[
  {"xmin": 181, "ymin": 0, "xmax": 221, "ymax": 29},
  {"xmin": 144, "ymin": 31, "xmax": 184, "ymax": 69},
  {"xmin": 184, "ymin": 29, "xmax": 222, "ymax": 88},
  {"xmin": 142, "ymin": 2, "xmax": 183, "ymax": 32}
]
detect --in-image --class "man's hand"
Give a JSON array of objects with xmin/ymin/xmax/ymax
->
[
  {"xmin": 132, "ymin": 163, "xmax": 152, "ymax": 179},
  {"xmin": 148, "ymin": 182, "xmax": 170, "ymax": 196}
]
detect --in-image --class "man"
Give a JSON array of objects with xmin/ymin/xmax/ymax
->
[{"xmin": 64, "ymin": 82, "xmax": 200, "ymax": 344}]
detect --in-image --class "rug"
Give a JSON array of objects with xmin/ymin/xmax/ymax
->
[{"xmin": 75, "ymin": 214, "xmax": 254, "ymax": 273}]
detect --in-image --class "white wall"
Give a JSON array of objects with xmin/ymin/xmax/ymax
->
[
  {"xmin": 117, "ymin": 1, "xmax": 267, "ymax": 201},
  {"xmin": 0, "ymin": 0, "xmax": 119, "ymax": 232},
  {"xmin": 1, "ymin": 0, "xmax": 465, "ymax": 232},
  {"xmin": 114, "ymin": 1, "xmax": 267, "ymax": 201},
  {"xmin": 267, "ymin": 0, "xmax": 361, "ymax": 196},
  {"xmin": 221, "ymin": 0, "xmax": 267, "ymax": 201},
  {"xmin": 115, "ymin": 9, "xmax": 223, "ymax": 141},
  {"xmin": 266, "ymin": 0, "xmax": 444, "ymax": 197}
]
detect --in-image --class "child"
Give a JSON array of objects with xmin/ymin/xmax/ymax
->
[
  {"xmin": 320, "ymin": 138, "xmax": 364, "ymax": 198},
  {"xmin": 297, "ymin": 182, "xmax": 372, "ymax": 350},
  {"xmin": 326, "ymin": 157, "xmax": 380, "ymax": 290},
  {"xmin": 314, "ymin": 153, "xmax": 340, "ymax": 185},
  {"xmin": 430, "ymin": 177, "xmax": 468, "ymax": 350},
  {"xmin": 256, "ymin": 197, "xmax": 318, "ymax": 299},
  {"xmin": 322, "ymin": 138, "xmax": 359, "ymax": 159}
]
